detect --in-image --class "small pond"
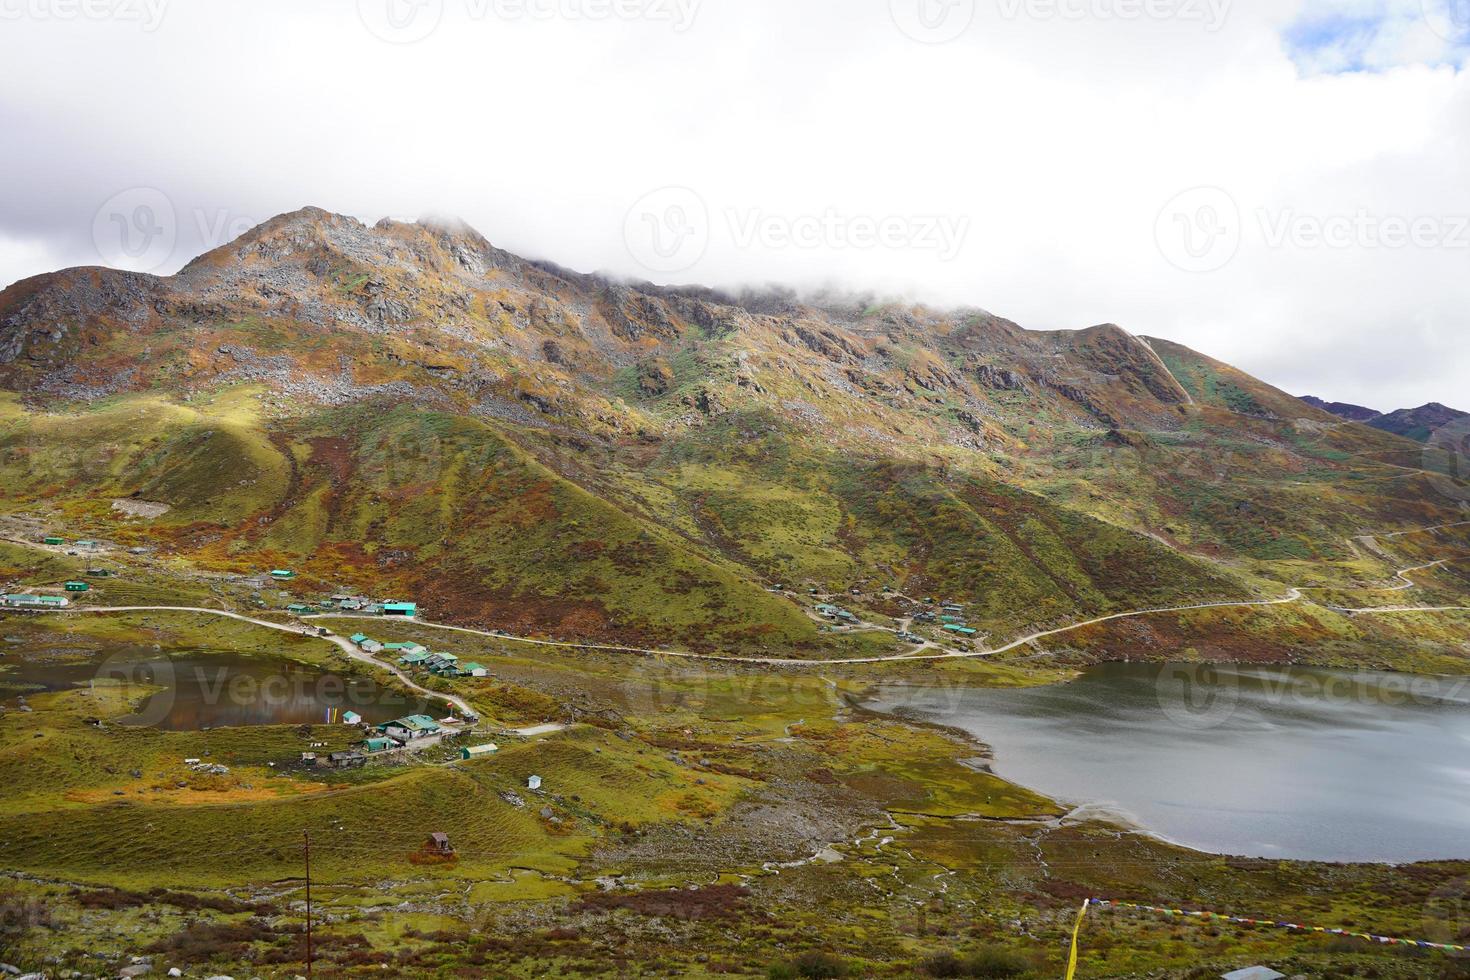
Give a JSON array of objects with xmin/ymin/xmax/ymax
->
[{"xmin": 0, "ymin": 642, "xmax": 420, "ymax": 730}]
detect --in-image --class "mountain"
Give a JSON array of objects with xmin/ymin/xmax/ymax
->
[
  {"xmin": 1298, "ymin": 395, "xmax": 1381, "ymax": 422},
  {"xmin": 1369, "ymin": 402, "xmax": 1468, "ymax": 442},
  {"xmin": 1, "ymin": 207, "xmax": 1463, "ymax": 652},
  {"xmin": 1300, "ymin": 395, "xmax": 1466, "ymax": 442}
]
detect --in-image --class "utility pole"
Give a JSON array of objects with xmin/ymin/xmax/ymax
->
[{"xmin": 303, "ymin": 831, "xmax": 313, "ymax": 978}]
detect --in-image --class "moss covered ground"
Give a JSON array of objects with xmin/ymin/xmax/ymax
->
[{"xmin": 4, "ymin": 595, "xmax": 1470, "ymax": 978}]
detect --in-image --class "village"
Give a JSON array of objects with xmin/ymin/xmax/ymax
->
[
  {"xmin": 297, "ymin": 704, "xmax": 505, "ymax": 776},
  {"xmin": 3, "ymin": 529, "xmax": 987, "ymax": 660},
  {"xmin": 0, "ymin": 534, "xmax": 991, "ymax": 799}
]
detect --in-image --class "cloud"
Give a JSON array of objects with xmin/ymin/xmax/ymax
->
[
  {"xmin": 0, "ymin": 0, "xmax": 1466, "ymax": 409},
  {"xmin": 0, "ymin": 233, "xmax": 65, "ymax": 294},
  {"xmin": 1284, "ymin": 0, "xmax": 1470, "ymax": 74}
]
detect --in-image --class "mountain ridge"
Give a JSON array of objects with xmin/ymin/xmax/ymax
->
[
  {"xmin": 1299, "ymin": 394, "xmax": 1467, "ymax": 442},
  {"xmin": 0, "ymin": 206, "xmax": 1464, "ymax": 651}
]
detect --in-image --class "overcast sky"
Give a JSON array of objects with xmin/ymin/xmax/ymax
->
[{"xmin": 1, "ymin": 0, "xmax": 1467, "ymax": 409}]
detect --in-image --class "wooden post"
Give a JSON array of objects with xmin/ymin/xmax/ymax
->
[{"xmin": 303, "ymin": 831, "xmax": 313, "ymax": 978}]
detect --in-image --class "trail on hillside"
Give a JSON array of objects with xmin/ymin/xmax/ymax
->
[
  {"xmin": 9, "ymin": 519, "xmax": 1468, "ymax": 672},
  {"xmin": 61, "ymin": 605, "xmax": 476, "ymax": 717}
]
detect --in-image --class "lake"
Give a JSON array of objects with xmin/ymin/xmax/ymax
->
[
  {"xmin": 0, "ymin": 645, "xmax": 420, "ymax": 730},
  {"xmin": 868, "ymin": 662, "xmax": 1470, "ymax": 863}
]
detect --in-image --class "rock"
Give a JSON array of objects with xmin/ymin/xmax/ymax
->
[
  {"xmin": 119, "ymin": 966, "xmax": 150, "ymax": 978},
  {"xmin": 0, "ymin": 965, "xmax": 20, "ymax": 976},
  {"xmin": 168, "ymin": 971, "xmax": 182, "ymax": 978}
]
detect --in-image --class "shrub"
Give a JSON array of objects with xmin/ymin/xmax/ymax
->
[
  {"xmin": 921, "ymin": 949, "xmax": 1030, "ymax": 978},
  {"xmin": 964, "ymin": 949, "xmax": 1029, "ymax": 978},
  {"xmin": 792, "ymin": 951, "xmax": 849, "ymax": 978},
  {"xmin": 923, "ymin": 952, "xmax": 967, "ymax": 977}
]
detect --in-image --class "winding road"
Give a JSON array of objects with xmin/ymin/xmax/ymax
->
[
  {"xmin": 59, "ymin": 605, "xmax": 476, "ymax": 717},
  {"xmin": 8, "ymin": 518, "xmax": 1469, "ymax": 672},
  {"xmin": 308, "ymin": 591, "xmax": 1310, "ymax": 667}
]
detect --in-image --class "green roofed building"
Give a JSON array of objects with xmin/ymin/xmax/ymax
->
[
  {"xmin": 943, "ymin": 624, "xmax": 978, "ymax": 636},
  {"xmin": 42, "ymin": 536, "xmax": 63, "ymax": 546},
  {"xmin": 379, "ymin": 714, "xmax": 441, "ymax": 741},
  {"xmin": 270, "ymin": 570, "xmax": 295, "ymax": 580},
  {"xmin": 3, "ymin": 594, "xmax": 69, "ymax": 608},
  {"xmin": 64, "ymin": 581, "xmax": 90, "ymax": 592},
  {"xmin": 383, "ymin": 602, "xmax": 417, "ymax": 618},
  {"xmin": 460, "ymin": 743, "xmax": 499, "ymax": 759}
]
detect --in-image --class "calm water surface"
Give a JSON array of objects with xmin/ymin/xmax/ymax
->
[
  {"xmin": 0, "ymin": 645, "xmax": 416, "ymax": 730},
  {"xmin": 869, "ymin": 662, "xmax": 1470, "ymax": 863}
]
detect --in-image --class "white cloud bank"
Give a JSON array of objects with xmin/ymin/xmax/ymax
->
[{"xmin": 0, "ymin": 0, "xmax": 1467, "ymax": 410}]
